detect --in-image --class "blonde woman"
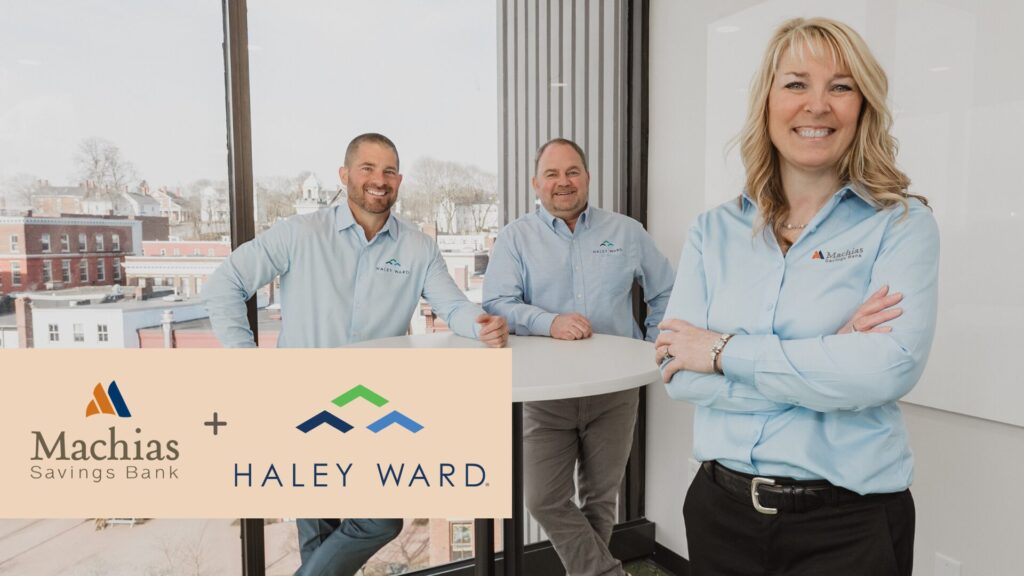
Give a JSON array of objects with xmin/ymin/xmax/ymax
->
[{"xmin": 655, "ymin": 18, "xmax": 938, "ymax": 575}]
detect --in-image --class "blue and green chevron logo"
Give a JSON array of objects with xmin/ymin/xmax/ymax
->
[
  {"xmin": 599, "ymin": 240, "xmax": 614, "ymax": 247},
  {"xmin": 384, "ymin": 258, "xmax": 402, "ymax": 267},
  {"xmin": 297, "ymin": 385, "xmax": 423, "ymax": 435}
]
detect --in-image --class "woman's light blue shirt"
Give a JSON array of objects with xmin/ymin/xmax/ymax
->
[{"xmin": 664, "ymin": 185, "xmax": 939, "ymax": 494}]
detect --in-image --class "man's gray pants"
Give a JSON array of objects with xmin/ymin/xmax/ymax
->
[
  {"xmin": 294, "ymin": 518, "xmax": 403, "ymax": 576},
  {"xmin": 524, "ymin": 388, "xmax": 639, "ymax": 576}
]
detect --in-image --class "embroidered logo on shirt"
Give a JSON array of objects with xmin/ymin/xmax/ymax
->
[
  {"xmin": 376, "ymin": 258, "xmax": 410, "ymax": 275},
  {"xmin": 811, "ymin": 247, "xmax": 864, "ymax": 263},
  {"xmin": 593, "ymin": 240, "xmax": 623, "ymax": 255}
]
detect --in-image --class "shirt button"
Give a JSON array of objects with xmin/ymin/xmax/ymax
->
[
  {"xmin": 574, "ymin": 265, "xmax": 580, "ymax": 270},
  {"xmin": 576, "ymin": 294, "xmax": 582, "ymax": 299},
  {"xmin": 765, "ymin": 303, "xmax": 775, "ymax": 311}
]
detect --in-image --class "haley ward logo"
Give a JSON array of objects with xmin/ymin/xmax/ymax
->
[
  {"xmin": 811, "ymin": 247, "xmax": 864, "ymax": 263},
  {"xmin": 85, "ymin": 381, "xmax": 132, "ymax": 418},
  {"xmin": 376, "ymin": 258, "xmax": 410, "ymax": 275},
  {"xmin": 594, "ymin": 239, "xmax": 623, "ymax": 255},
  {"xmin": 297, "ymin": 385, "xmax": 424, "ymax": 435}
]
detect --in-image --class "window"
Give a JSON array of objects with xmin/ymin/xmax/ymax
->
[
  {"xmin": 11, "ymin": 262, "xmax": 21, "ymax": 285},
  {"xmin": 173, "ymin": 248, "xmax": 181, "ymax": 256},
  {"xmin": 95, "ymin": 233, "xmax": 105, "ymax": 251},
  {"xmin": 159, "ymin": 248, "xmax": 167, "ymax": 256},
  {"xmin": 48, "ymin": 324, "xmax": 59, "ymax": 342},
  {"xmin": 208, "ymin": 248, "xmax": 216, "ymax": 256},
  {"xmin": 97, "ymin": 324, "xmax": 109, "ymax": 342},
  {"xmin": 60, "ymin": 234, "xmax": 70, "ymax": 252},
  {"xmin": 78, "ymin": 260, "xmax": 88, "ymax": 282},
  {"xmin": 78, "ymin": 232, "xmax": 87, "ymax": 252},
  {"xmin": 61, "ymin": 260, "xmax": 71, "ymax": 283},
  {"xmin": 112, "ymin": 259, "xmax": 121, "ymax": 281},
  {"xmin": 193, "ymin": 248, "xmax": 201, "ymax": 256},
  {"xmin": 40, "ymin": 233, "xmax": 51, "ymax": 253},
  {"xmin": 73, "ymin": 323, "xmax": 84, "ymax": 343},
  {"xmin": 96, "ymin": 258, "xmax": 106, "ymax": 281},
  {"xmin": 450, "ymin": 522, "xmax": 473, "ymax": 561},
  {"xmin": 42, "ymin": 260, "xmax": 53, "ymax": 283},
  {"xmin": 112, "ymin": 234, "xmax": 121, "ymax": 252},
  {"xmin": 9, "ymin": 234, "xmax": 19, "ymax": 252}
]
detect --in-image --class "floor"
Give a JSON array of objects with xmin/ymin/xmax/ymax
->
[{"xmin": 623, "ymin": 558, "xmax": 676, "ymax": 575}]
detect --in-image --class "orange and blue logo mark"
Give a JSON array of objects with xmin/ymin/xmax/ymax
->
[
  {"xmin": 85, "ymin": 381, "xmax": 132, "ymax": 418},
  {"xmin": 297, "ymin": 385, "xmax": 423, "ymax": 435},
  {"xmin": 812, "ymin": 250, "xmax": 824, "ymax": 260}
]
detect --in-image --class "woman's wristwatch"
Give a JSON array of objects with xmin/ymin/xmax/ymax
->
[{"xmin": 711, "ymin": 333, "xmax": 734, "ymax": 375}]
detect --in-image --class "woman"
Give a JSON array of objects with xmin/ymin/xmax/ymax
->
[{"xmin": 655, "ymin": 18, "xmax": 938, "ymax": 576}]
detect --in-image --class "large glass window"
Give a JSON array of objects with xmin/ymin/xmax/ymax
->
[{"xmin": 0, "ymin": 1, "xmax": 240, "ymax": 573}]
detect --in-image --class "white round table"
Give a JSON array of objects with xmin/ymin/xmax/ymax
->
[{"xmin": 351, "ymin": 333, "xmax": 659, "ymax": 575}]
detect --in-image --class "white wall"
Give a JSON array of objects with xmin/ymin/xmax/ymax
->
[{"xmin": 647, "ymin": 1, "xmax": 1024, "ymax": 573}]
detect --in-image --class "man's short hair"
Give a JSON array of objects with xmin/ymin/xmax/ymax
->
[
  {"xmin": 534, "ymin": 138, "xmax": 589, "ymax": 175},
  {"xmin": 345, "ymin": 133, "xmax": 401, "ymax": 170}
]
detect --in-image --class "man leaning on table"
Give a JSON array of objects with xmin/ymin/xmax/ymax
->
[
  {"xmin": 202, "ymin": 132, "xmax": 508, "ymax": 576},
  {"xmin": 482, "ymin": 137, "xmax": 674, "ymax": 576}
]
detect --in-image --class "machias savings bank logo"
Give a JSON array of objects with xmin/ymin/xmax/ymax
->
[
  {"xmin": 85, "ymin": 381, "xmax": 133, "ymax": 418},
  {"xmin": 297, "ymin": 385, "xmax": 424, "ymax": 435}
]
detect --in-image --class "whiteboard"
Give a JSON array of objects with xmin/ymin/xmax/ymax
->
[{"xmin": 704, "ymin": 0, "xmax": 1024, "ymax": 427}]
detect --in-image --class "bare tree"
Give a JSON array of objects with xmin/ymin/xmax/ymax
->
[
  {"xmin": 0, "ymin": 172, "xmax": 41, "ymax": 209},
  {"xmin": 74, "ymin": 137, "xmax": 138, "ymax": 193},
  {"xmin": 409, "ymin": 158, "xmax": 498, "ymax": 234}
]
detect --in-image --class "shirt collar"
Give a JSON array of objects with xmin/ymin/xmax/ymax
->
[
  {"xmin": 535, "ymin": 203, "xmax": 592, "ymax": 233},
  {"xmin": 740, "ymin": 183, "xmax": 882, "ymax": 211},
  {"xmin": 335, "ymin": 204, "xmax": 400, "ymax": 240}
]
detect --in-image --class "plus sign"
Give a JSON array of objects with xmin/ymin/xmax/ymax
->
[{"xmin": 204, "ymin": 412, "xmax": 228, "ymax": 436}]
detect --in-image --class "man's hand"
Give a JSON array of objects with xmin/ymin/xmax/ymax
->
[
  {"xmin": 476, "ymin": 314, "xmax": 509, "ymax": 348},
  {"xmin": 550, "ymin": 313, "xmax": 593, "ymax": 340},
  {"xmin": 655, "ymin": 319, "xmax": 721, "ymax": 382},
  {"xmin": 837, "ymin": 285, "xmax": 903, "ymax": 334}
]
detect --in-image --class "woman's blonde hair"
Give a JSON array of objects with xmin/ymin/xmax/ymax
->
[{"xmin": 738, "ymin": 17, "xmax": 925, "ymax": 233}]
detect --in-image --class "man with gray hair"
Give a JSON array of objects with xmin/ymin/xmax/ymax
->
[{"xmin": 483, "ymin": 137, "xmax": 674, "ymax": 575}]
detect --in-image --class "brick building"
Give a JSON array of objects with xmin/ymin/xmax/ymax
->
[
  {"xmin": 0, "ymin": 215, "xmax": 142, "ymax": 296},
  {"xmin": 123, "ymin": 240, "xmax": 231, "ymax": 298}
]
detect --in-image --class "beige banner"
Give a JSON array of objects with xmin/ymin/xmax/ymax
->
[{"xmin": 0, "ymin": 349, "xmax": 512, "ymax": 518}]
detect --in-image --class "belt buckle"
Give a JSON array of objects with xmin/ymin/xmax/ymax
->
[{"xmin": 750, "ymin": 477, "xmax": 778, "ymax": 515}]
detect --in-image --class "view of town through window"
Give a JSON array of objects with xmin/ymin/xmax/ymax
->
[{"xmin": 1, "ymin": 0, "xmax": 499, "ymax": 574}]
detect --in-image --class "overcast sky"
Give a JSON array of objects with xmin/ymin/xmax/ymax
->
[{"xmin": 0, "ymin": 0, "xmax": 498, "ymax": 190}]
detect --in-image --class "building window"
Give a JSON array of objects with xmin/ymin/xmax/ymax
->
[
  {"xmin": 78, "ymin": 232, "xmax": 87, "ymax": 252},
  {"xmin": 208, "ymin": 248, "xmax": 216, "ymax": 256},
  {"xmin": 11, "ymin": 262, "xmax": 21, "ymax": 286},
  {"xmin": 112, "ymin": 234, "xmax": 121, "ymax": 252},
  {"xmin": 97, "ymin": 324, "xmax": 109, "ymax": 342},
  {"xmin": 42, "ymin": 260, "xmax": 53, "ymax": 283},
  {"xmin": 48, "ymin": 324, "xmax": 59, "ymax": 342},
  {"xmin": 9, "ymin": 234, "xmax": 19, "ymax": 253},
  {"xmin": 97, "ymin": 258, "xmax": 106, "ymax": 281},
  {"xmin": 113, "ymin": 260, "xmax": 121, "ymax": 281},
  {"xmin": 79, "ymin": 259, "xmax": 89, "ymax": 282},
  {"xmin": 73, "ymin": 323, "xmax": 85, "ymax": 343},
  {"xmin": 173, "ymin": 248, "xmax": 181, "ymax": 256},
  {"xmin": 61, "ymin": 260, "xmax": 71, "ymax": 283},
  {"xmin": 60, "ymin": 234, "xmax": 70, "ymax": 252},
  {"xmin": 40, "ymin": 233, "xmax": 51, "ymax": 253},
  {"xmin": 450, "ymin": 522, "xmax": 473, "ymax": 561},
  {"xmin": 159, "ymin": 249, "xmax": 167, "ymax": 256},
  {"xmin": 95, "ymin": 233, "xmax": 105, "ymax": 251},
  {"xmin": 193, "ymin": 248, "xmax": 201, "ymax": 256}
]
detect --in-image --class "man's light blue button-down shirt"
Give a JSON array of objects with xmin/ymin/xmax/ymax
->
[
  {"xmin": 482, "ymin": 205, "xmax": 675, "ymax": 341},
  {"xmin": 663, "ymin": 186, "xmax": 939, "ymax": 494},
  {"xmin": 202, "ymin": 204, "xmax": 482, "ymax": 348}
]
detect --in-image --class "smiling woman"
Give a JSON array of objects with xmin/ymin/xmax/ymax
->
[{"xmin": 656, "ymin": 17, "xmax": 938, "ymax": 576}]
